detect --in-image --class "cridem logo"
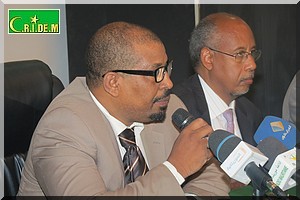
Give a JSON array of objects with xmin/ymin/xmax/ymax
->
[{"xmin": 8, "ymin": 9, "xmax": 60, "ymax": 34}]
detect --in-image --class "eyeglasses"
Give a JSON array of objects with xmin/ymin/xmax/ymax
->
[
  {"xmin": 207, "ymin": 47, "xmax": 262, "ymax": 63},
  {"xmin": 102, "ymin": 60, "xmax": 173, "ymax": 83}
]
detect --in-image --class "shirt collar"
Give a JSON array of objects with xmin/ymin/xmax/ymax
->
[
  {"xmin": 198, "ymin": 74, "xmax": 236, "ymax": 119},
  {"xmin": 89, "ymin": 91, "xmax": 144, "ymax": 136}
]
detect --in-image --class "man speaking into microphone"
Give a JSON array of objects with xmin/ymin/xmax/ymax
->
[{"xmin": 18, "ymin": 21, "xmax": 230, "ymax": 197}]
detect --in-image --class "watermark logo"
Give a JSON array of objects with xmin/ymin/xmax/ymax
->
[{"xmin": 8, "ymin": 9, "xmax": 60, "ymax": 34}]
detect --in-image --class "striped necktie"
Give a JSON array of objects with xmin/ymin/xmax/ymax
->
[
  {"xmin": 223, "ymin": 109, "xmax": 234, "ymax": 133},
  {"xmin": 118, "ymin": 128, "xmax": 149, "ymax": 184}
]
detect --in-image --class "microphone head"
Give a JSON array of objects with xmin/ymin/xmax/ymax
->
[
  {"xmin": 172, "ymin": 108, "xmax": 196, "ymax": 131},
  {"xmin": 257, "ymin": 136, "xmax": 288, "ymax": 170},
  {"xmin": 208, "ymin": 130, "xmax": 242, "ymax": 162},
  {"xmin": 254, "ymin": 116, "xmax": 297, "ymax": 149}
]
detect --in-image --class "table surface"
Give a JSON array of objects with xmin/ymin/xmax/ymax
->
[{"xmin": 229, "ymin": 185, "xmax": 298, "ymax": 198}]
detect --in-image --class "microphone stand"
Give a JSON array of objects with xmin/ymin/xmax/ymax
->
[
  {"xmin": 252, "ymin": 185, "xmax": 265, "ymax": 200},
  {"xmin": 246, "ymin": 163, "xmax": 290, "ymax": 200}
]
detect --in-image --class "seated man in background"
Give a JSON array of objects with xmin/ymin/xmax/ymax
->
[
  {"xmin": 172, "ymin": 12, "xmax": 263, "ymax": 189},
  {"xmin": 282, "ymin": 70, "xmax": 299, "ymax": 149},
  {"xmin": 18, "ymin": 21, "xmax": 230, "ymax": 197},
  {"xmin": 282, "ymin": 70, "xmax": 299, "ymax": 127}
]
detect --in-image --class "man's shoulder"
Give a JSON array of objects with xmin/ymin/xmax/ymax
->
[
  {"xmin": 236, "ymin": 96, "xmax": 261, "ymax": 116},
  {"xmin": 172, "ymin": 74, "xmax": 197, "ymax": 96},
  {"xmin": 46, "ymin": 77, "xmax": 95, "ymax": 114},
  {"xmin": 168, "ymin": 94, "xmax": 187, "ymax": 111},
  {"xmin": 236, "ymin": 96, "xmax": 257, "ymax": 107},
  {"xmin": 172, "ymin": 74, "xmax": 202, "ymax": 105}
]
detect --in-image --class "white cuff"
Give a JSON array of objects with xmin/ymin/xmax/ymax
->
[{"xmin": 163, "ymin": 161, "xmax": 185, "ymax": 185}]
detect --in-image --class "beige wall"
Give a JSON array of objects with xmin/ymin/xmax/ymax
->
[{"xmin": 4, "ymin": 4, "xmax": 69, "ymax": 87}]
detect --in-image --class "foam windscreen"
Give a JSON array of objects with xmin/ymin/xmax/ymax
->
[{"xmin": 208, "ymin": 130, "xmax": 242, "ymax": 162}]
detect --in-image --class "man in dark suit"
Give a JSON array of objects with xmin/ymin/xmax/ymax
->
[
  {"xmin": 173, "ymin": 12, "xmax": 262, "ymax": 145},
  {"xmin": 172, "ymin": 13, "xmax": 263, "ymax": 188}
]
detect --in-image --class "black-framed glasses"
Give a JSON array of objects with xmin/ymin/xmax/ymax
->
[
  {"xmin": 207, "ymin": 47, "xmax": 262, "ymax": 63},
  {"xmin": 102, "ymin": 60, "xmax": 173, "ymax": 83}
]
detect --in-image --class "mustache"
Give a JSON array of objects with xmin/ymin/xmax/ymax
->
[{"xmin": 153, "ymin": 89, "xmax": 172, "ymax": 103}]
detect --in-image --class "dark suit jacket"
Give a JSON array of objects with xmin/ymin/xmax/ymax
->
[{"xmin": 172, "ymin": 74, "xmax": 262, "ymax": 146}]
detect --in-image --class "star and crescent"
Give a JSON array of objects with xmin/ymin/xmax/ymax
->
[{"xmin": 9, "ymin": 15, "xmax": 39, "ymax": 33}]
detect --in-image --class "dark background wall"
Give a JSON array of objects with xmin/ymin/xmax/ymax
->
[
  {"xmin": 66, "ymin": 4, "xmax": 298, "ymax": 118},
  {"xmin": 66, "ymin": 4, "xmax": 195, "ymax": 86}
]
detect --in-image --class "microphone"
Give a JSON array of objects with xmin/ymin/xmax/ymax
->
[
  {"xmin": 208, "ymin": 130, "xmax": 268, "ymax": 184},
  {"xmin": 208, "ymin": 130, "xmax": 288, "ymax": 198},
  {"xmin": 268, "ymin": 148, "xmax": 297, "ymax": 191},
  {"xmin": 257, "ymin": 137, "xmax": 288, "ymax": 170},
  {"xmin": 257, "ymin": 137, "xmax": 297, "ymax": 191},
  {"xmin": 172, "ymin": 108, "xmax": 196, "ymax": 131},
  {"xmin": 172, "ymin": 109, "xmax": 290, "ymax": 198},
  {"xmin": 254, "ymin": 116, "xmax": 297, "ymax": 150}
]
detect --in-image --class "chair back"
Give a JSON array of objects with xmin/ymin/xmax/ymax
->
[{"xmin": 3, "ymin": 59, "xmax": 65, "ymax": 196}]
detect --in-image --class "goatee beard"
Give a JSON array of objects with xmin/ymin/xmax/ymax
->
[
  {"xmin": 149, "ymin": 89, "xmax": 171, "ymax": 123},
  {"xmin": 149, "ymin": 106, "xmax": 167, "ymax": 123}
]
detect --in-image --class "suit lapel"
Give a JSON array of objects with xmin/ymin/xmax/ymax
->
[
  {"xmin": 190, "ymin": 74, "xmax": 211, "ymax": 124},
  {"xmin": 92, "ymin": 102, "xmax": 125, "ymax": 186},
  {"xmin": 236, "ymin": 101, "xmax": 256, "ymax": 146},
  {"xmin": 78, "ymin": 78, "xmax": 125, "ymax": 187},
  {"xmin": 191, "ymin": 75, "xmax": 256, "ymax": 145},
  {"xmin": 141, "ymin": 127, "xmax": 166, "ymax": 169}
]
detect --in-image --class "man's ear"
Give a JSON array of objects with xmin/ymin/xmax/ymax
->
[
  {"xmin": 102, "ymin": 72, "xmax": 120, "ymax": 97},
  {"xmin": 201, "ymin": 47, "xmax": 213, "ymax": 70}
]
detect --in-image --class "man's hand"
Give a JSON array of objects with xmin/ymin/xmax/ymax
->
[{"xmin": 167, "ymin": 118, "xmax": 213, "ymax": 178}]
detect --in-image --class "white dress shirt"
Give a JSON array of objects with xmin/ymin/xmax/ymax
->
[
  {"xmin": 89, "ymin": 91, "xmax": 185, "ymax": 185},
  {"xmin": 198, "ymin": 75, "xmax": 242, "ymax": 139}
]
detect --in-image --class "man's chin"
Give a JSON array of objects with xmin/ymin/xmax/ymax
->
[
  {"xmin": 232, "ymin": 88, "xmax": 249, "ymax": 97},
  {"xmin": 148, "ymin": 107, "xmax": 167, "ymax": 123}
]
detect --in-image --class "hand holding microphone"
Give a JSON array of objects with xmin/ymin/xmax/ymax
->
[{"xmin": 168, "ymin": 108, "xmax": 213, "ymax": 178}]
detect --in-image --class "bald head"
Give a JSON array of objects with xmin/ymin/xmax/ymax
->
[
  {"xmin": 189, "ymin": 12, "xmax": 253, "ymax": 67},
  {"xmin": 86, "ymin": 21, "xmax": 162, "ymax": 88},
  {"xmin": 205, "ymin": 12, "xmax": 244, "ymax": 23}
]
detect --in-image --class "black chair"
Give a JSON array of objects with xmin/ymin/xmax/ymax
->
[
  {"xmin": 3, "ymin": 59, "xmax": 65, "ymax": 196},
  {"xmin": 4, "ymin": 153, "xmax": 27, "ymax": 198}
]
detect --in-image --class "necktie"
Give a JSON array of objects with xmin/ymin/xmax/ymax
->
[
  {"xmin": 223, "ymin": 109, "xmax": 234, "ymax": 133},
  {"xmin": 118, "ymin": 128, "xmax": 149, "ymax": 184},
  {"xmin": 223, "ymin": 109, "xmax": 245, "ymax": 189}
]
